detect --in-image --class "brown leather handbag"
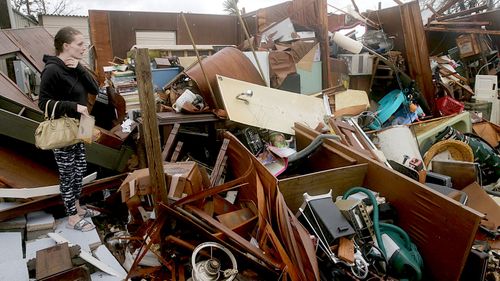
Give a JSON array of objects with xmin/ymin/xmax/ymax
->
[{"xmin": 35, "ymin": 100, "xmax": 80, "ymax": 150}]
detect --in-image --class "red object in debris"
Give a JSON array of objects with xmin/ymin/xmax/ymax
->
[{"xmin": 436, "ymin": 96, "xmax": 464, "ymax": 116}]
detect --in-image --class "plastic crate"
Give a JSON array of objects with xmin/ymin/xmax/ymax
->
[
  {"xmin": 436, "ymin": 96, "xmax": 464, "ymax": 116},
  {"xmin": 151, "ymin": 67, "xmax": 180, "ymax": 90},
  {"xmin": 464, "ymin": 99, "xmax": 492, "ymax": 121}
]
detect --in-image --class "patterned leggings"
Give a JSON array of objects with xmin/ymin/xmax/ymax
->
[{"xmin": 53, "ymin": 143, "xmax": 86, "ymax": 216}]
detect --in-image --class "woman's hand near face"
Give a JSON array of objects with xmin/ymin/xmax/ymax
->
[{"xmin": 64, "ymin": 57, "xmax": 79, "ymax": 68}]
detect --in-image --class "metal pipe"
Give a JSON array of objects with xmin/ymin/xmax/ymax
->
[
  {"xmin": 180, "ymin": 12, "xmax": 218, "ymax": 109},
  {"xmin": 288, "ymin": 134, "xmax": 341, "ymax": 163},
  {"xmin": 235, "ymin": 8, "xmax": 268, "ymax": 87}
]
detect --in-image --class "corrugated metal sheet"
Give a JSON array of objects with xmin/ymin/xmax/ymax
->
[
  {"xmin": 0, "ymin": 31, "xmax": 20, "ymax": 55},
  {"xmin": 176, "ymin": 13, "xmax": 239, "ymax": 45},
  {"xmin": 89, "ymin": 10, "xmax": 113, "ymax": 84},
  {"xmin": 3, "ymin": 27, "xmax": 55, "ymax": 72},
  {"xmin": 0, "ymin": 71, "xmax": 39, "ymax": 111},
  {"xmin": 104, "ymin": 11, "xmax": 239, "ymax": 59}
]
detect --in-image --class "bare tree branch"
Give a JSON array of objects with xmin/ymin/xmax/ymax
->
[{"xmin": 10, "ymin": 0, "xmax": 78, "ymax": 16}]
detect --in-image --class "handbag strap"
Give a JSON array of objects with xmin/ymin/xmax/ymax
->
[
  {"xmin": 43, "ymin": 100, "xmax": 51, "ymax": 120},
  {"xmin": 50, "ymin": 101, "xmax": 60, "ymax": 120}
]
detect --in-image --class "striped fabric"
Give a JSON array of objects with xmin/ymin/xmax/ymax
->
[{"xmin": 53, "ymin": 143, "xmax": 86, "ymax": 216}]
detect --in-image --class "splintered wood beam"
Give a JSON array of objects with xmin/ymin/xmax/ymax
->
[
  {"xmin": 435, "ymin": 4, "xmax": 488, "ymax": 21},
  {"xmin": 429, "ymin": 21, "xmax": 490, "ymax": 26},
  {"xmin": 212, "ymin": 156, "xmax": 228, "ymax": 188},
  {"xmin": 135, "ymin": 48, "xmax": 169, "ymax": 208},
  {"xmin": 424, "ymin": 26, "xmax": 500, "ymax": 35},
  {"xmin": 210, "ymin": 138, "xmax": 230, "ymax": 187},
  {"xmin": 162, "ymin": 123, "xmax": 180, "ymax": 161},
  {"xmin": 435, "ymin": 0, "xmax": 461, "ymax": 16},
  {"xmin": 426, "ymin": 4, "xmax": 441, "ymax": 17},
  {"xmin": 338, "ymin": 237, "xmax": 355, "ymax": 264},
  {"xmin": 0, "ymin": 174, "xmax": 125, "ymax": 222},
  {"xmin": 170, "ymin": 141, "xmax": 184, "ymax": 162},
  {"xmin": 180, "ymin": 12, "xmax": 218, "ymax": 109}
]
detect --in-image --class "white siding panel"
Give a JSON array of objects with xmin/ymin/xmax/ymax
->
[
  {"xmin": 135, "ymin": 31, "xmax": 176, "ymax": 46},
  {"xmin": 12, "ymin": 12, "xmax": 36, "ymax": 28}
]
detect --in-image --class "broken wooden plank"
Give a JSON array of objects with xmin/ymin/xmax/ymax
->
[
  {"xmin": 136, "ymin": 48, "xmax": 169, "ymax": 208},
  {"xmin": 210, "ymin": 138, "xmax": 230, "ymax": 187},
  {"xmin": 429, "ymin": 21, "xmax": 490, "ymax": 26},
  {"xmin": 426, "ymin": 4, "xmax": 441, "ymax": 18},
  {"xmin": 156, "ymin": 112, "xmax": 218, "ymax": 125},
  {"xmin": 337, "ymin": 237, "xmax": 355, "ymax": 264},
  {"xmin": 424, "ymin": 26, "xmax": 500, "ymax": 35},
  {"xmin": 0, "ymin": 172, "xmax": 97, "ymax": 199},
  {"xmin": 170, "ymin": 141, "xmax": 184, "ymax": 162},
  {"xmin": 438, "ymin": 66, "xmax": 468, "ymax": 83},
  {"xmin": 435, "ymin": 4, "xmax": 488, "ymax": 21},
  {"xmin": 36, "ymin": 243, "xmax": 72, "ymax": 280},
  {"xmin": 48, "ymin": 233, "xmax": 125, "ymax": 279},
  {"xmin": 434, "ymin": 0, "xmax": 461, "ymax": 17},
  {"xmin": 161, "ymin": 123, "xmax": 180, "ymax": 161},
  {"xmin": 0, "ymin": 174, "xmax": 125, "ymax": 222},
  {"xmin": 41, "ymin": 266, "xmax": 90, "ymax": 281}
]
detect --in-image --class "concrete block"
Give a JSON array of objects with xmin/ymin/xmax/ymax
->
[{"xmin": 26, "ymin": 211, "xmax": 55, "ymax": 232}]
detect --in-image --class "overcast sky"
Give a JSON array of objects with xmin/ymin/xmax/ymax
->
[{"xmin": 64, "ymin": 0, "xmax": 397, "ymax": 16}]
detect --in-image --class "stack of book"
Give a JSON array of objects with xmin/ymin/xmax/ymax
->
[{"xmin": 111, "ymin": 70, "xmax": 139, "ymax": 112}]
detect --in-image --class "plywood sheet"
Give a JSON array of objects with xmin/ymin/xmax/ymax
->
[
  {"xmin": 279, "ymin": 164, "xmax": 367, "ymax": 213},
  {"xmin": 294, "ymin": 123, "xmax": 482, "ymax": 281},
  {"xmin": 36, "ymin": 243, "xmax": 72, "ymax": 280},
  {"xmin": 217, "ymin": 75, "xmax": 326, "ymax": 135}
]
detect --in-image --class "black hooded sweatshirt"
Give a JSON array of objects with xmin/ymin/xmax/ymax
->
[{"xmin": 38, "ymin": 55, "xmax": 99, "ymax": 119}]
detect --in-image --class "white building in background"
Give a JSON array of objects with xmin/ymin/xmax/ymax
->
[
  {"xmin": 11, "ymin": 9, "xmax": 38, "ymax": 28},
  {"xmin": 38, "ymin": 14, "xmax": 91, "ymax": 66}
]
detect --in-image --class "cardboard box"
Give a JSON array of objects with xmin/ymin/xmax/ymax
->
[
  {"xmin": 456, "ymin": 34, "xmax": 481, "ymax": 58},
  {"xmin": 119, "ymin": 161, "xmax": 208, "ymax": 203}
]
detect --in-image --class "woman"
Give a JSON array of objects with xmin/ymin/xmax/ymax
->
[{"xmin": 39, "ymin": 26, "xmax": 100, "ymax": 232}]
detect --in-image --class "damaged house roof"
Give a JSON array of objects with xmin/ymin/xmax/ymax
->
[
  {"xmin": 0, "ymin": 27, "xmax": 55, "ymax": 72},
  {"xmin": 0, "ymin": 71, "xmax": 38, "ymax": 110}
]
